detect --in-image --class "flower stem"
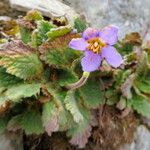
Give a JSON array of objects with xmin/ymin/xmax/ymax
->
[{"xmin": 65, "ymin": 72, "xmax": 90, "ymax": 90}]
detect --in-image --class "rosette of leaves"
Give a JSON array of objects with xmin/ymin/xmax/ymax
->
[
  {"xmin": 0, "ymin": 10, "xmax": 150, "ymax": 149},
  {"xmin": 0, "ymin": 10, "xmax": 104, "ymax": 148}
]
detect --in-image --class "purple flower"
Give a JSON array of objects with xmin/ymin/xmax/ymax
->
[{"xmin": 69, "ymin": 25, "xmax": 123, "ymax": 72}]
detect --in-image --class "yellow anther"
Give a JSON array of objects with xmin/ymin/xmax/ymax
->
[{"xmin": 87, "ymin": 38, "xmax": 106, "ymax": 54}]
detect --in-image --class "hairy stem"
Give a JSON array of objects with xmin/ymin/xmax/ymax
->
[{"xmin": 65, "ymin": 72, "xmax": 90, "ymax": 90}]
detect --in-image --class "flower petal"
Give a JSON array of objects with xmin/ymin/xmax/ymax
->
[
  {"xmin": 101, "ymin": 46, "xmax": 123, "ymax": 68},
  {"xmin": 69, "ymin": 38, "xmax": 88, "ymax": 50},
  {"xmin": 99, "ymin": 25, "xmax": 118, "ymax": 45},
  {"xmin": 81, "ymin": 50, "xmax": 102, "ymax": 72},
  {"xmin": 82, "ymin": 28, "xmax": 99, "ymax": 40}
]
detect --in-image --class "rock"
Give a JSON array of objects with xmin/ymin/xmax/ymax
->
[
  {"xmin": 9, "ymin": 0, "xmax": 78, "ymax": 24},
  {"xmin": 120, "ymin": 125, "xmax": 150, "ymax": 150},
  {"xmin": 63, "ymin": 0, "xmax": 150, "ymax": 38},
  {"xmin": 0, "ymin": 131, "xmax": 23, "ymax": 150}
]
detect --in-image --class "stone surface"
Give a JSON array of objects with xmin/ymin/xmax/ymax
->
[
  {"xmin": 0, "ymin": 131, "xmax": 23, "ymax": 150},
  {"xmin": 63, "ymin": 0, "xmax": 150, "ymax": 39},
  {"xmin": 120, "ymin": 125, "xmax": 150, "ymax": 150},
  {"xmin": 9, "ymin": 0, "xmax": 78, "ymax": 24}
]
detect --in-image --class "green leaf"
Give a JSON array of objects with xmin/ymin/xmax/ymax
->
[
  {"xmin": 0, "ymin": 67, "xmax": 22, "ymax": 87},
  {"xmin": 74, "ymin": 17, "xmax": 88, "ymax": 33},
  {"xmin": 64, "ymin": 90, "xmax": 83, "ymax": 123},
  {"xmin": 0, "ymin": 116, "xmax": 10, "ymax": 134},
  {"xmin": 105, "ymin": 88, "xmax": 119, "ymax": 105},
  {"xmin": 47, "ymin": 25, "xmax": 71, "ymax": 40},
  {"xmin": 31, "ymin": 20, "xmax": 54, "ymax": 47},
  {"xmin": 135, "ymin": 80, "xmax": 150, "ymax": 94},
  {"xmin": 0, "ymin": 41, "xmax": 43, "ymax": 80},
  {"xmin": 67, "ymin": 107, "xmax": 91, "ymax": 148},
  {"xmin": 131, "ymin": 94, "xmax": 150, "ymax": 117},
  {"xmin": 39, "ymin": 33, "xmax": 81, "ymax": 68},
  {"xmin": 46, "ymin": 84, "xmax": 64, "ymax": 109},
  {"xmin": 42, "ymin": 101, "xmax": 59, "ymax": 135},
  {"xmin": 58, "ymin": 108, "xmax": 74, "ymax": 131},
  {"xmin": 20, "ymin": 27, "xmax": 31, "ymax": 44},
  {"xmin": 5, "ymin": 83, "xmax": 41, "ymax": 102},
  {"xmin": 79, "ymin": 78, "xmax": 103, "ymax": 108},
  {"xmin": 135, "ymin": 51, "xmax": 149, "ymax": 81},
  {"xmin": 57, "ymin": 69, "xmax": 78, "ymax": 86},
  {"xmin": 21, "ymin": 111, "xmax": 44, "ymax": 135},
  {"xmin": 25, "ymin": 10, "xmax": 43, "ymax": 21},
  {"xmin": 7, "ymin": 115, "xmax": 22, "ymax": 131},
  {"xmin": 42, "ymin": 101, "xmax": 57, "ymax": 125}
]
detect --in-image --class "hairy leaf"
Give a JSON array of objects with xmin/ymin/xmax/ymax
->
[
  {"xmin": 135, "ymin": 80, "xmax": 150, "ymax": 94},
  {"xmin": 64, "ymin": 90, "xmax": 83, "ymax": 123},
  {"xmin": 7, "ymin": 115, "xmax": 22, "ymax": 132},
  {"xmin": 46, "ymin": 84, "xmax": 64, "ymax": 110},
  {"xmin": 31, "ymin": 20, "xmax": 54, "ymax": 47},
  {"xmin": 79, "ymin": 78, "xmax": 103, "ymax": 108},
  {"xmin": 57, "ymin": 69, "xmax": 78, "ymax": 87},
  {"xmin": 47, "ymin": 25, "xmax": 72, "ymax": 40},
  {"xmin": 122, "ymin": 32, "xmax": 142, "ymax": 46},
  {"xmin": 74, "ymin": 17, "xmax": 88, "ymax": 33},
  {"xmin": 5, "ymin": 83, "xmax": 41, "ymax": 102},
  {"xmin": 58, "ymin": 108, "xmax": 75, "ymax": 131},
  {"xmin": 20, "ymin": 27, "xmax": 31, "ymax": 44},
  {"xmin": 21, "ymin": 111, "xmax": 44, "ymax": 135},
  {"xmin": 131, "ymin": 94, "xmax": 150, "ymax": 117},
  {"xmin": 67, "ymin": 107, "xmax": 91, "ymax": 148},
  {"xmin": 24, "ymin": 10, "xmax": 43, "ymax": 21},
  {"xmin": 39, "ymin": 33, "xmax": 81, "ymax": 68},
  {"xmin": 0, "ymin": 41, "xmax": 43, "ymax": 80},
  {"xmin": 121, "ymin": 74, "xmax": 135, "ymax": 99},
  {"xmin": 135, "ymin": 51, "xmax": 149, "ymax": 81},
  {"xmin": 42, "ymin": 101, "xmax": 59, "ymax": 136},
  {"xmin": 0, "ymin": 115, "xmax": 10, "ymax": 134},
  {"xmin": 0, "ymin": 67, "xmax": 22, "ymax": 87}
]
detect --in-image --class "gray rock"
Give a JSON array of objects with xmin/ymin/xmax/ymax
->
[
  {"xmin": 120, "ymin": 125, "xmax": 150, "ymax": 150},
  {"xmin": 63, "ymin": 0, "xmax": 150, "ymax": 38},
  {"xmin": 0, "ymin": 131, "xmax": 23, "ymax": 150},
  {"xmin": 9, "ymin": 0, "xmax": 78, "ymax": 24}
]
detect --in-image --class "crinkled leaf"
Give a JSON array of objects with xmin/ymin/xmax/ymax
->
[
  {"xmin": 121, "ymin": 74, "xmax": 135, "ymax": 99},
  {"xmin": 0, "ymin": 67, "xmax": 22, "ymax": 87},
  {"xmin": 135, "ymin": 51, "xmax": 149, "ymax": 81},
  {"xmin": 7, "ymin": 115, "xmax": 22, "ymax": 132},
  {"xmin": 0, "ymin": 41, "xmax": 43, "ymax": 80},
  {"xmin": 39, "ymin": 33, "xmax": 81, "ymax": 68},
  {"xmin": 24, "ymin": 10, "xmax": 43, "ymax": 21},
  {"xmin": 67, "ymin": 107, "xmax": 91, "ymax": 148},
  {"xmin": 0, "ymin": 115, "xmax": 10, "ymax": 134},
  {"xmin": 57, "ymin": 69, "xmax": 78, "ymax": 87},
  {"xmin": 31, "ymin": 20, "xmax": 54, "ymax": 47},
  {"xmin": 79, "ymin": 78, "xmax": 103, "ymax": 108},
  {"xmin": 47, "ymin": 25, "xmax": 71, "ymax": 40},
  {"xmin": 21, "ymin": 111, "xmax": 44, "ymax": 135},
  {"xmin": 42, "ymin": 101, "xmax": 59, "ymax": 136},
  {"xmin": 5, "ymin": 83, "xmax": 41, "ymax": 102},
  {"xmin": 122, "ymin": 32, "xmax": 142, "ymax": 46},
  {"xmin": 135, "ymin": 80, "xmax": 150, "ymax": 94},
  {"xmin": 58, "ymin": 108, "xmax": 74, "ymax": 131},
  {"xmin": 20, "ymin": 27, "xmax": 31, "ymax": 44},
  {"xmin": 46, "ymin": 83, "xmax": 64, "ymax": 110},
  {"xmin": 131, "ymin": 94, "xmax": 150, "ymax": 117},
  {"xmin": 74, "ymin": 17, "xmax": 88, "ymax": 33},
  {"xmin": 64, "ymin": 90, "xmax": 83, "ymax": 123},
  {"xmin": 0, "ymin": 19, "xmax": 19, "ymax": 36}
]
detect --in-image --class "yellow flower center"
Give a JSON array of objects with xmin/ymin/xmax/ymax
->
[{"xmin": 87, "ymin": 38, "xmax": 106, "ymax": 54}]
